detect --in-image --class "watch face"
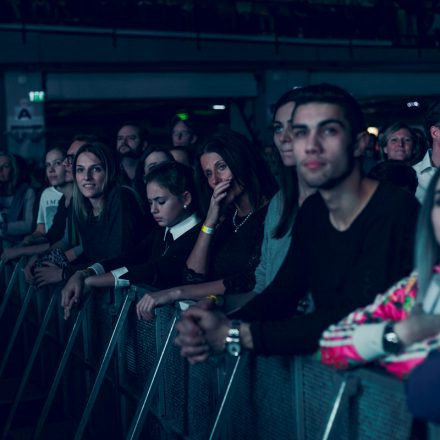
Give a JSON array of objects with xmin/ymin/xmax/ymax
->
[{"xmin": 227, "ymin": 341, "xmax": 241, "ymax": 357}]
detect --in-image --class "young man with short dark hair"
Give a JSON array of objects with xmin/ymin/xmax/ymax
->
[{"xmin": 175, "ymin": 84, "xmax": 420, "ymax": 362}]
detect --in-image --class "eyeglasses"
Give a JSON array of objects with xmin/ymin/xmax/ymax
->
[{"xmin": 65, "ymin": 154, "xmax": 75, "ymax": 164}]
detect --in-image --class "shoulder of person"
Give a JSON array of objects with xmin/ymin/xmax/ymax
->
[{"xmin": 376, "ymin": 181, "xmax": 420, "ymax": 211}]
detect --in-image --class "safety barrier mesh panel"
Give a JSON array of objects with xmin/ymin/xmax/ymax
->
[
  {"xmin": 186, "ymin": 359, "xmax": 219, "ymax": 439},
  {"xmin": 352, "ymin": 369, "xmax": 413, "ymax": 440},
  {"xmin": 156, "ymin": 304, "xmax": 187, "ymax": 436},
  {"xmin": 225, "ymin": 355, "xmax": 297, "ymax": 440},
  {"xmin": 301, "ymin": 356, "xmax": 348, "ymax": 440}
]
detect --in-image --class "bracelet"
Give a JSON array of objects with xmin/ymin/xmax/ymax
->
[
  {"xmin": 201, "ymin": 225, "xmax": 215, "ymax": 235},
  {"xmin": 206, "ymin": 294, "xmax": 218, "ymax": 303},
  {"xmin": 80, "ymin": 268, "xmax": 96, "ymax": 278}
]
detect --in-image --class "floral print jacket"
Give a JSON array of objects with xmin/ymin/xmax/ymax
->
[{"xmin": 318, "ymin": 268, "xmax": 440, "ymax": 379}]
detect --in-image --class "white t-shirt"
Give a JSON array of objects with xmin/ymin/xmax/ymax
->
[{"xmin": 36, "ymin": 186, "xmax": 63, "ymax": 231}]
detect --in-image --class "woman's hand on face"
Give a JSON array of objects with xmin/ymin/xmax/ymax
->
[
  {"xmin": 33, "ymin": 262, "xmax": 63, "ymax": 288},
  {"xmin": 136, "ymin": 289, "xmax": 179, "ymax": 321},
  {"xmin": 205, "ymin": 180, "xmax": 232, "ymax": 227}
]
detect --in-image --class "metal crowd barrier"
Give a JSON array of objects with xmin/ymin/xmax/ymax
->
[{"xmin": 0, "ymin": 258, "xmax": 439, "ymax": 439}]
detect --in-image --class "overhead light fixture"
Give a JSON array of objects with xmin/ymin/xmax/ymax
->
[
  {"xmin": 212, "ymin": 105, "xmax": 226, "ymax": 110},
  {"xmin": 406, "ymin": 101, "xmax": 420, "ymax": 108},
  {"xmin": 367, "ymin": 127, "xmax": 379, "ymax": 136}
]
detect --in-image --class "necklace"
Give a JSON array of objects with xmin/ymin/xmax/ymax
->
[{"xmin": 232, "ymin": 208, "xmax": 253, "ymax": 233}]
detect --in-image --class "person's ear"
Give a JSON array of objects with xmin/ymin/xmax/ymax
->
[
  {"xmin": 430, "ymin": 125, "xmax": 440, "ymax": 143},
  {"xmin": 190, "ymin": 135, "xmax": 198, "ymax": 145},
  {"xmin": 353, "ymin": 131, "xmax": 370, "ymax": 158},
  {"xmin": 142, "ymin": 140, "xmax": 149, "ymax": 151},
  {"xmin": 181, "ymin": 191, "xmax": 192, "ymax": 208}
]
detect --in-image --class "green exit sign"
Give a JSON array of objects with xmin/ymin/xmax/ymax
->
[{"xmin": 29, "ymin": 91, "xmax": 45, "ymax": 102}]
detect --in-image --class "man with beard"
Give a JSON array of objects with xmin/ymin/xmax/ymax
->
[
  {"xmin": 175, "ymin": 83, "xmax": 420, "ymax": 361},
  {"xmin": 116, "ymin": 123, "xmax": 149, "ymax": 186}
]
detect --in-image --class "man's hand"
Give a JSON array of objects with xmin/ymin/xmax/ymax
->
[
  {"xmin": 33, "ymin": 262, "xmax": 62, "ymax": 288},
  {"xmin": 175, "ymin": 307, "xmax": 230, "ymax": 364},
  {"xmin": 395, "ymin": 307, "xmax": 440, "ymax": 347},
  {"xmin": 61, "ymin": 270, "xmax": 88, "ymax": 320}
]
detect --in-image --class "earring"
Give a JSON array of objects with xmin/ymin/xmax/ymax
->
[{"xmin": 183, "ymin": 204, "xmax": 188, "ymax": 209}]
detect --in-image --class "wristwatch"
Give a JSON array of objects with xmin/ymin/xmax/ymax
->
[
  {"xmin": 382, "ymin": 322, "xmax": 404, "ymax": 354},
  {"xmin": 225, "ymin": 320, "xmax": 242, "ymax": 357}
]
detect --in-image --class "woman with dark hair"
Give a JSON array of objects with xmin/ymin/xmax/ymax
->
[
  {"xmin": 33, "ymin": 141, "xmax": 146, "ymax": 287},
  {"xmin": 133, "ymin": 145, "xmax": 175, "ymax": 203},
  {"xmin": 135, "ymin": 128, "xmax": 277, "ymax": 320},
  {"xmin": 0, "ymin": 152, "xmax": 36, "ymax": 241},
  {"xmin": 253, "ymin": 89, "xmax": 315, "ymax": 294},
  {"xmin": 319, "ymin": 167, "xmax": 440, "ymax": 379},
  {"xmin": 61, "ymin": 161, "xmax": 202, "ymax": 318},
  {"xmin": 379, "ymin": 122, "xmax": 419, "ymax": 163}
]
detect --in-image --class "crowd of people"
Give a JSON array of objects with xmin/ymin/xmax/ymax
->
[{"xmin": 3, "ymin": 83, "xmax": 440, "ymax": 425}]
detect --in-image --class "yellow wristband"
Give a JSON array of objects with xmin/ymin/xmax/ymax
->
[
  {"xmin": 206, "ymin": 294, "xmax": 218, "ymax": 303},
  {"xmin": 201, "ymin": 225, "xmax": 215, "ymax": 235}
]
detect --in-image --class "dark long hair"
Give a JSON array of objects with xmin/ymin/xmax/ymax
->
[
  {"xmin": 195, "ymin": 129, "xmax": 277, "ymax": 214},
  {"xmin": 72, "ymin": 142, "xmax": 116, "ymax": 221},
  {"xmin": 270, "ymin": 89, "xmax": 302, "ymax": 239}
]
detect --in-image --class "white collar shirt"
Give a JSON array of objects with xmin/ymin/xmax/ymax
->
[{"xmin": 413, "ymin": 149, "xmax": 437, "ymax": 203}]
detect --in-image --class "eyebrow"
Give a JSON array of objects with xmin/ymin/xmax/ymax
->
[{"xmin": 291, "ymin": 118, "xmax": 347, "ymax": 130}]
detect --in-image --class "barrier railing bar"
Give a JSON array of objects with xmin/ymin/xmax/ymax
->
[
  {"xmin": 74, "ymin": 288, "xmax": 135, "ymax": 440},
  {"xmin": 126, "ymin": 312, "xmax": 178, "ymax": 440},
  {"xmin": 0, "ymin": 285, "xmax": 34, "ymax": 377},
  {"xmin": 321, "ymin": 374, "xmax": 358, "ymax": 440},
  {"xmin": 1, "ymin": 293, "xmax": 58, "ymax": 438},
  {"xmin": 208, "ymin": 352, "xmax": 249, "ymax": 440},
  {"xmin": 293, "ymin": 356, "xmax": 305, "ymax": 440},
  {"xmin": 0, "ymin": 259, "xmax": 22, "ymax": 322},
  {"xmin": 33, "ymin": 294, "xmax": 92, "ymax": 440}
]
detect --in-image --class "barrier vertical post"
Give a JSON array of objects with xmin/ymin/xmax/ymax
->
[
  {"xmin": 293, "ymin": 356, "xmax": 305, "ymax": 440},
  {"xmin": 0, "ymin": 259, "xmax": 22, "ymax": 322},
  {"xmin": 208, "ymin": 352, "xmax": 249, "ymax": 440},
  {"xmin": 0, "ymin": 285, "xmax": 34, "ymax": 377},
  {"xmin": 126, "ymin": 312, "xmax": 178, "ymax": 440},
  {"xmin": 74, "ymin": 288, "xmax": 135, "ymax": 440},
  {"xmin": 1, "ymin": 292, "xmax": 58, "ymax": 438},
  {"xmin": 33, "ymin": 294, "xmax": 92, "ymax": 440},
  {"xmin": 320, "ymin": 374, "xmax": 358, "ymax": 440}
]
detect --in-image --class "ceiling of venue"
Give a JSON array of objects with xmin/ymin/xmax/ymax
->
[{"xmin": 1, "ymin": 0, "xmax": 440, "ymax": 48}]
